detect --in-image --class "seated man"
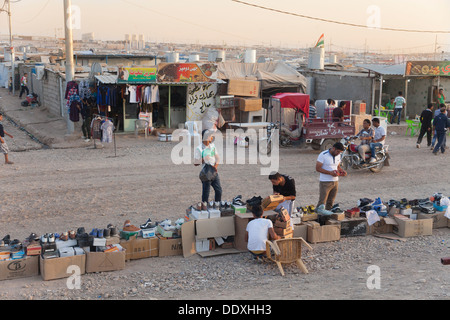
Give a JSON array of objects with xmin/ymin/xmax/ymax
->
[
  {"xmin": 245, "ymin": 205, "xmax": 280, "ymax": 257},
  {"xmin": 356, "ymin": 119, "xmax": 374, "ymax": 164},
  {"xmin": 268, "ymin": 172, "xmax": 296, "ymax": 215},
  {"xmin": 369, "ymin": 118, "xmax": 386, "ymax": 163}
]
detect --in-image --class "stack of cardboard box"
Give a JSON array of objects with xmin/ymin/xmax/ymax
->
[
  {"xmin": 273, "ymin": 208, "xmax": 293, "ymax": 239},
  {"xmin": 226, "ymin": 79, "xmax": 262, "ymax": 121}
]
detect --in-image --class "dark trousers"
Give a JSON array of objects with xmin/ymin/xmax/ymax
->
[
  {"xmin": 82, "ymin": 117, "xmax": 92, "ymax": 139},
  {"xmin": 433, "ymin": 131, "xmax": 447, "ymax": 154},
  {"xmin": 19, "ymin": 85, "xmax": 29, "ymax": 98},
  {"xmin": 391, "ymin": 108, "xmax": 402, "ymax": 124},
  {"xmin": 202, "ymin": 174, "xmax": 222, "ymax": 203},
  {"xmin": 416, "ymin": 126, "xmax": 432, "ymax": 146}
]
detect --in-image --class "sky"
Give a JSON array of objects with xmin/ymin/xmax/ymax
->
[{"xmin": 1, "ymin": 0, "xmax": 450, "ymax": 53}]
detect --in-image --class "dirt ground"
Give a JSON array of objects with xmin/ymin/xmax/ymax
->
[{"xmin": 0, "ymin": 93, "xmax": 449, "ymax": 300}]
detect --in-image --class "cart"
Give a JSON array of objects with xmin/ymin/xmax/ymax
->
[{"xmin": 303, "ymin": 118, "xmax": 356, "ymax": 151}]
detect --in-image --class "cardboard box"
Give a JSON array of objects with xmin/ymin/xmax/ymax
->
[
  {"xmin": 392, "ymin": 216, "xmax": 433, "ymax": 238},
  {"xmin": 301, "ymin": 213, "xmax": 318, "ymax": 222},
  {"xmin": 417, "ymin": 212, "xmax": 448, "ymax": 229},
  {"xmin": 367, "ymin": 217, "xmax": 397, "ymax": 235},
  {"xmin": 274, "ymin": 220, "xmax": 290, "ymax": 229},
  {"xmin": 231, "ymin": 205, "xmax": 247, "ymax": 214},
  {"xmin": 208, "ymin": 209, "xmax": 221, "ymax": 219},
  {"xmin": 0, "ymin": 256, "xmax": 39, "ymax": 281},
  {"xmin": 157, "ymin": 225, "xmax": 173, "ymax": 238},
  {"xmin": 141, "ymin": 228, "xmax": 157, "ymax": 238},
  {"xmin": 331, "ymin": 213, "xmax": 345, "ymax": 221},
  {"xmin": 26, "ymin": 244, "xmax": 42, "ymax": 256},
  {"xmin": 326, "ymin": 217, "xmax": 368, "ymax": 237},
  {"xmin": 351, "ymin": 114, "xmax": 372, "ymax": 134},
  {"xmin": 238, "ymin": 98, "xmax": 262, "ymax": 112},
  {"xmin": 85, "ymin": 250, "xmax": 126, "ymax": 273},
  {"xmin": 120, "ymin": 238, "xmax": 159, "ymax": 260},
  {"xmin": 352, "ymin": 101, "xmax": 366, "ymax": 115},
  {"xmin": 306, "ymin": 221, "xmax": 341, "ymax": 244},
  {"xmin": 183, "ymin": 216, "xmax": 242, "ymax": 258},
  {"xmin": 227, "ymin": 79, "xmax": 260, "ymax": 97},
  {"xmin": 261, "ymin": 195, "xmax": 284, "ymax": 211},
  {"xmin": 40, "ymin": 254, "xmax": 86, "ymax": 281},
  {"xmin": 158, "ymin": 237, "xmax": 183, "ymax": 257},
  {"xmin": 293, "ymin": 224, "xmax": 308, "ymax": 239},
  {"xmin": 274, "ymin": 226, "xmax": 293, "ymax": 236}
]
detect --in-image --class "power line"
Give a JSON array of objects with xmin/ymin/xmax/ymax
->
[{"xmin": 231, "ymin": 0, "xmax": 450, "ymax": 34}]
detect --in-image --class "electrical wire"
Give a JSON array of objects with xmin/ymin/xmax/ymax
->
[
  {"xmin": 15, "ymin": 0, "xmax": 52, "ymax": 24},
  {"xmin": 231, "ymin": 0, "xmax": 450, "ymax": 34}
]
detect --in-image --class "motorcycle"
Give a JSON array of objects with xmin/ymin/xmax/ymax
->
[{"xmin": 340, "ymin": 136, "xmax": 390, "ymax": 173}]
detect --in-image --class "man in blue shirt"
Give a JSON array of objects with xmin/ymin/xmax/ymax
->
[{"xmin": 432, "ymin": 105, "xmax": 449, "ymax": 155}]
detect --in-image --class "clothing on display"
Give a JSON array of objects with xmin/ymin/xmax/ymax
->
[
  {"xmin": 101, "ymin": 119, "xmax": 115, "ymax": 143},
  {"xmin": 65, "ymin": 81, "xmax": 79, "ymax": 110},
  {"xmin": 91, "ymin": 117, "xmax": 103, "ymax": 140}
]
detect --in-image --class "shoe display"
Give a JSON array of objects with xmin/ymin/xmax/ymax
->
[
  {"xmin": 69, "ymin": 230, "xmax": 76, "ymax": 239},
  {"xmin": 60, "ymin": 232, "xmax": 69, "ymax": 241},
  {"xmin": 89, "ymin": 228, "xmax": 98, "ymax": 237},
  {"xmin": 316, "ymin": 204, "xmax": 333, "ymax": 216},
  {"xmin": 140, "ymin": 218, "xmax": 155, "ymax": 229},
  {"xmin": 103, "ymin": 228, "xmax": 111, "ymax": 238},
  {"xmin": 330, "ymin": 204, "xmax": 344, "ymax": 213},
  {"xmin": 97, "ymin": 228, "xmax": 104, "ymax": 238},
  {"xmin": 358, "ymin": 198, "xmax": 373, "ymax": 207},
  {"xmin": 307, "ymin": 205, "xmax": 316, "ymax": 214},
  {"xmin": 47, "ymin": 233, "xmax": 55, "ymax": 243},
  {"xmin": 2, "ymin": 235, "xmax": 10, "ymax": 245},
  {"xmin": 40, "ymin": 234, "xmax": 48, "ymax": 243}
]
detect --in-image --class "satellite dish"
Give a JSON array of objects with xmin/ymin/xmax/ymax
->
[{"xmin": 90, "ymin": 62, "xmax": 103, "ymax": 79}]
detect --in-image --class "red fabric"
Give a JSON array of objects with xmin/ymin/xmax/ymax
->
[{"xmin": 272, "ymin": 93, "xmax": 310, "ymax": 118}]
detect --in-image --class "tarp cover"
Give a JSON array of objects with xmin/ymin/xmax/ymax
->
[
  {"xmin": 272, "ymin": 92, "xmax": 310, "ymax": 116},
  {"xmin": 217, "ymin": 61, "xmax": 307, "ymax": 92}
]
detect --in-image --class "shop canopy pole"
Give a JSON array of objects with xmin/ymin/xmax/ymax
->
[{"xmin": 168, "ymin": 85, "xmax": 171, "ymax": 129}]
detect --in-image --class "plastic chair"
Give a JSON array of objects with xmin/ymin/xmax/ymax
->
[
  {"xmin": 135, "ymin": 119, "xmax": 149, "ymax": 138},
  {"xmin": 265, "ymin": 237, "xmax": 313, "ymax": 276},
  {"xmin": 405, "ymin": 119, "xmax": 420, "ymax": 137},
  {"xmin": 185, "ymin": 121, "xmax": 202, "ymax": 146}
]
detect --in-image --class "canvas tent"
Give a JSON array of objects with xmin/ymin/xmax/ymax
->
[{"xmin": 216, "ymin": 61, "xmax": 307, "ymax": 92}]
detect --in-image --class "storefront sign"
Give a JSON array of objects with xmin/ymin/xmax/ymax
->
[
  {"xmin": 118, "ymin": 67, "xmax": 157, "ymax": 83},
  {"xmin": 157, "ymin": 63, "xmax": 217, "ymax": 83},
  {"xmin": 186, "ymin": 83, "xmax": 218, "ymax": 121},
  {"xmin": 406, "ymin": 61, "xmax": 450, "ymax": 76}
]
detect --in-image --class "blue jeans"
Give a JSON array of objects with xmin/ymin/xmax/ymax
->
[
  {"xmin": 202, "ymin": 173, "xmax": 222, "ymax": 202},
  {"xmin": 391, "ymin": 108, "xmax": 402, "ymax": 124},
  {"xmin": 433, "ymin": 131, "xmax": 447, "ymax": 154},
  {"xmin": 431, "ymin": 129, "xmax": 437, "ymax": 147},
  {"xmin": 369, "ymin": 142, "xmax": 383, "ymax": 158}
]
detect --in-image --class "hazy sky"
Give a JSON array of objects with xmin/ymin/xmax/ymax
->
[{"xmin": 1, "ymin": 0, "xmax": 450, "ymax": 53}]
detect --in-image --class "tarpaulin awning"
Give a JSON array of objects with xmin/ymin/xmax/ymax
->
[
  {"xmin": 217, "ymin": 61, "xmax": 307, "ymax": 92},
  {"xmin": 272, "ymin": 92, "xmax": 310, "ymax": 117}
]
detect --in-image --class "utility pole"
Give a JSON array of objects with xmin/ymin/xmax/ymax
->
[
  {"xmin": 63, "ymin": 0, "xmax": 75, "ymax": 134},
  {"xmin": 7, "ymin": 0, "xmax": 15, "ymax": 95}
]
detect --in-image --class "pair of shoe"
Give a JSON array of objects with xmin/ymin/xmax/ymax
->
[
  {"xmin": 246, "ymin": 196, "xmax": 262, "ymax": 207},
  {"xmin": 316, "ymin": 204, "xmax": 333, "ymax": 216},
  {"xmin": 195, "ymin": 202, "xmax": 208, "ymax": 211},
  {"xmin": 41, "ymin": 233, "xmax": 55, "ymax": 243},
  {"xmin": 307, "ymin": 205, "xmax": 315, "ymax": 214},
  {"xmin": 330, "ymin": 204, "xmax": 344, "ymax": 213},
  {"xmin": 107, "ymin": 224, "xmax": 118, "ymax": 237},
  {"xmin": 232, "ymin": 195, "xmax": 245, "ymax": 206},
  {"xmin": 1, "ymin": 235, "xmax": 10, "ymax": 246},
  {"xmin": 358, "ymin": 198, "xmax": 373, "ymax": 208}
]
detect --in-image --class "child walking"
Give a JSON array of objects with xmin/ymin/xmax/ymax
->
[{"xmin": 0, "ymin": 113, "xmax": 14, "ymax": 165}]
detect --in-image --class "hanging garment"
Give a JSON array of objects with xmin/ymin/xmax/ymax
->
[
  {"xmin": 65, "ymin": 81, "xmax": 79, "ymax": 100},
  {"xmin": 127, "ymin": 86, "xmax": 138, "ymax": 103},
  {"xmin": 79, "ymin": 80, "xmax": 91, "ymax": 99},
  {"xmin": 151, "ymin": 85, "xmax": 160, "ymax": 103},
  {"xmin": 101, "ymin": 120, "xmax": 115, "ymax": 143},
  {"xmin": 69, "ymin": 100, "xmax": 81, "ymax": 122},
  {"xmin": 91, "ymin": 118, "xmax": 103, "ymax": 140},
  {"xmin": 97, "ymin": 86, "xmax": 110, "ymax": 106}
]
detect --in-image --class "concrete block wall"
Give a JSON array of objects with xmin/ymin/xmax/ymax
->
[{"xmin": 41, "ymin": 70, "xmax": 63, "ymax": 117}]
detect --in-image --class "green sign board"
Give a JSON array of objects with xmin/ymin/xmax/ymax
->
[
  {"xmin": 406, "ymin": 61, "xmax": 450, "ymax": 77},
  {"xmin": 118, "ymin": 67, "xmax": 157, "ymax": 83}
]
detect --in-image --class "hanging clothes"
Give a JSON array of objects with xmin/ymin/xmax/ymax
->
[
  {"xmin": 79, "ymin": 80, "xmax": 92, "ymax": 99},
  {"xmin": 65, "ymin": 81, "xmax": 79, "ymax": 110},
  {"xmin": 91, "ymin": 117, "xmax": 103, "ymax": 140},
  {"xmin": 97, "ymin": 86, "xmax": 110, "ymax": 106},
  {"xmin": 69, "ymin": 99, "xmax": 81, "ymax": 122},
  {"xmin": 101, "ymin": 119, "xmax": 115, "ymax": 143},
  {"xmin": 127, "ymin": 85, "xmax": 138, "ymax": 103}
]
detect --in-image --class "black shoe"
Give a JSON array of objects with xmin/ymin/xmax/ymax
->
[
  {"xmin": 140, "ymin": 219, "xmax": 155, "ymax": 229},
  {"xmin": 103, "ymin": 228, "xmax": 111, "ymax": 238},
  {"xmin": 2, "ymin": 235, "xmax": 10, "ymax": 245},
  {"xmin": 77, "ymin": 227, "xmax": 85, "ymax": 235},
  {"xmin": 107, "ymin": 224, "xmax": 118, "ymax": 237}
]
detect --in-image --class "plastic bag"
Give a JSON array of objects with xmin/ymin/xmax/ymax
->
[{"xmin": 199, "ymin": 164, "xmax": 218, "ymax": 182}]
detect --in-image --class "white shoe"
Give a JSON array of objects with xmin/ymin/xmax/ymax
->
[
  {"xmin": 84, "ymin": 139, "xmax": 90, "ymax": 142},
  {"xmin": 369, "ymin": 157, "xmax": 376, "ymax": 163}
]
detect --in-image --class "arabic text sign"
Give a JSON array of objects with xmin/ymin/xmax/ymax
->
[
  {"xmin": 118, "ymin": 67, "xmax": 157, "ymax": 83},
  {"xmin": 406, "ymin": 61, "xmax": 450, "ymax": 77}
]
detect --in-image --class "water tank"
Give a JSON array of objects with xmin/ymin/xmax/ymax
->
[
  {"xmin": 330, "ymin": 54, "xmax": 337, "ymax": 64},
  {"xmin": 308, "ymin": 47, "xmax": 325, "ymax": 70},
  {"xmin": 189, "ymin": 54, "xmax": 200, "ymax": 62},
  {"xmin": 165, "ymin": 52, "xmax": 179, "ymax": 63},
  {"xmin": 244, "ymin": 49, "xmax": 256, "ymax": 63}
]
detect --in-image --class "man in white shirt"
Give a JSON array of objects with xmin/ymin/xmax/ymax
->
[
  {"xmin": 369, "ymin": 117, "xmax": 386, "ymax": 163},
  {"xmin": 316, "ymin": 142, "xmax": 347, "ymax": 210},
  {"xmin": 194, "ymin": 129, "xmax": 222, "ymax": 208},
  {"xmin": 245, "ymin": 206, "xmax": 279, "ymax": 256},
  {"xmin": 391, "ymin": 91, "xmax": 406, "ymax": 125}
]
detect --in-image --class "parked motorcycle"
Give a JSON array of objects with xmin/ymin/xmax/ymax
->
[{"xmin": 340, "ymin": 136, "xmax": 390, "ymax": 173}]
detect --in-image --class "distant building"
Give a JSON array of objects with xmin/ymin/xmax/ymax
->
[{"xmin": 82, "ymin": 33, "xmax": 95, "ymax": 42}]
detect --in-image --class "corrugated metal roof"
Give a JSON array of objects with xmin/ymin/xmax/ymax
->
[
  {"xmin": 356, "ymin": 63, "xmax": 406, "ymax": 76},
  {"xmin": 95, "ymin": 74, "xmax": 117, "ymax": 84}
]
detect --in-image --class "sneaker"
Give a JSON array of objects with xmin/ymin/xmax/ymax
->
[
  {"xmin": 2, "ymin": 235, "xmax": 10, "ymax": 245},
  {"xmin": 60, "ymin": 232, "xmax": 69, "ymax": 241},
  {"xmin": 201, "ymin": 202, "xmax": 208, "ymax": 210},
  {"xmin": 316, "ymin": 204, "xmax": 333, "ymax": 215},
  {"xmin": 307, "ymin": 205, "xmax": 315, "ymax": 214},
  {"xmin": 103, "ymin": 228, "xmax": 111, "ymax": 238},
  {"xmin": 68, "ymin": 230, "xmax": 76, "ymax": 239},
  {"xmin": 89, "ymin": 228, "xmax": 98, "ymax": 237},
  {"xmin": 26, "ymin": 233, "xmax": 39, "ymax": 243},
  {"xmin": 97, "ymin": 228, "xmax": 104, "ymax": 238},
  {"xmin": 416, "ymin": 144, "xmax": 420, "ymax": 149},
  {"xmin": 140, "ymin": 218, "xmax": 155, "ymax": 229},
  {"xmin": 372, "ymin": 197, "xmax": 382, "ymax": 206},
  {"xmin": 369, "ymin": 157, "xmax": 377, "ymax": 163},
  {"xmin": 40, "ymin": 234, "xmax": 48, "ymax": 243},
  {"xmin": 47, "ymin": 233, "xmax": 55, "ymax": 243},
  {"xmin": 107, "ymin": 224, "xmax": 118, "ymax": 237},
  {"xmin": 330, "ymin": 204, "xmax": 344, "ymax": 213}
]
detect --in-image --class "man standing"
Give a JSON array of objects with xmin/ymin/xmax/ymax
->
[
  {"xmin": 316, "ymin": 142, "xmax": 347, "ymax": 210},
  {"xmin": 194, "ymin": 129, "xmax": 222, "ymax": 208},
  {"xmin": 309, "ymin": 99, "xmax": 317, "ymax": 119},
  {"xmin": 332, "ymin": 101, "xmax": 346, "ymax": 122},
  {"xmin": 324, "ymin": 99, "xmax": 336, "ymax": 122},
  {"xmin": 0, "ymin": 113, "xmax": 14, "ymax": 165},
  {"xmin": 432, "ymin": 105, "xmax": 449, "ymax": 155},
  {"xmin": 416, "ymin": 103, "xmax": 434, "ymax": 149},
  {"xmin": 369, "ymin": 118, "xmax": 386, "ymax": 163},
  {"xmin": 19, "ymin": 73, "xmax": 29, "ymax": 98},
  {"xmin": 391, "ymin": 91, "xmax": 406, "ymax": 125},
  {"xmin": 437, "ymin": 88, "xmax": 446, "ymax": 106},
  {"xmin": 268, "ymin": 172, "xmax": 296, "ymax": 215}
]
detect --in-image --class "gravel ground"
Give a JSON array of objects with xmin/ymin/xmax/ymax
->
[{"xmin": 0, "ymin": 115, "xmax": 449, "ymax": 301}]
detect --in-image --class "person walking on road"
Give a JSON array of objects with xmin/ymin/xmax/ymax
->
[
  {"xmin": 416, "ymin": 103, "xmax": 434, "ymax": 149},
  {"xmin": 0, "ymin": 113, "xmax": 14, "ymax": 165},
  {"xmin": 19, "ymin": 73, "xmax": 29, "ymax": 98},
  {"xmin": 432, "ymin": 105, "xmax": 449, "ymax": 155}
]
